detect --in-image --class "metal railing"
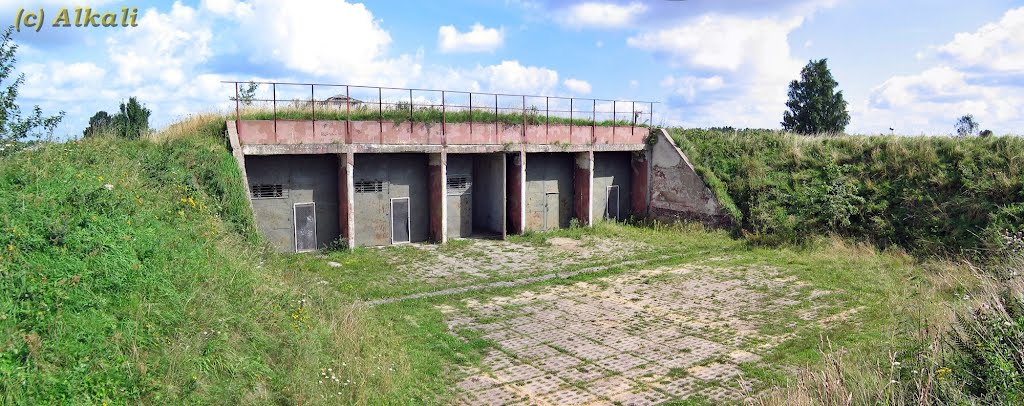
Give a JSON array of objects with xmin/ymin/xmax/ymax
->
[{"xmin": 225, "ymin": 81, "xmax": 658, "ymax": 144}]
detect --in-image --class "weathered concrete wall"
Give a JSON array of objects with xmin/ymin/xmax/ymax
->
[
  {"xmin": 506, "ymin": 151, "xmax": 525, "ymax": 234},
  {"xmin": 245, "ymin": 155, "xmax": 339, "ymax": 251},
  {"xmin": 524, "ymin": 153, "xmax": 574, "ymax": 231},
  {"xmin": 472, "ymin": 154, "xmax": 506, "ymax": 236},
  {"xmin": 648, "ymin": 129, "xmax": 732, "ymax": 227},
  {"xmin": 235, "ymin": 120, "xmax": 648, "ymax": 147},
  {"xmin": 630, "ymin": 150, "xmax": 650, "ymax": 216},
  {"xmin": 352, "ymin": 153, "xmax": 430, "ymax": 246},
  {"xmin": 573, "ymin": 151, "xmax": 594, "ymax": 226},
  {"xmin": 593, "ymin": 151, "xmax": 633, "ymax": 221}
]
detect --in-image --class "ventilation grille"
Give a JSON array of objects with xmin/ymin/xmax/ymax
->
[
  {"xmin": 355, "ymin": 180, "xmax": 384, "ymax": 193},
  {"xmin": 447, "ymin": 176, "xmax": 471, "ymax": 193},
  {"xmin": 251, "ymin": 184, "xmax": 286, "ymax": 199}
]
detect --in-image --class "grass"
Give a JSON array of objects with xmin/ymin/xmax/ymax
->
[
  {"xmin": 239, "ymin": 105, "xmax": 643, "ymax": 127},
  {"xmin": 670, "ymin": 127, "xmax": 1024, "ymax": 256}
]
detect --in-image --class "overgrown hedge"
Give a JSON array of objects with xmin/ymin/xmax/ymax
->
[{"xmin": 671, "ymin": 128, "xmax": 1024, "ymax": 255}]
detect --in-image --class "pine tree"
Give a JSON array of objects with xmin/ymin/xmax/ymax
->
[{"xmin": 782, "ymin": 59, "xmax": 850, "ymax": 135}]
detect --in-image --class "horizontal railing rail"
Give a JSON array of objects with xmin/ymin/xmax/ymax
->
[{"xmin": 225, "ymin": 81, "xmax": 658, "ymax": 145}]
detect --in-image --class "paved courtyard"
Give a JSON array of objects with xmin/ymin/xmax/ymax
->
[{"xmin": 440, "ymin": 263, "xmax": 843, "ymax": 405}]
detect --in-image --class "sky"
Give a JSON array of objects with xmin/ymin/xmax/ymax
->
[{"xmin": 4, "ymin": 0, "xmax": 1024, "ymax": 138}]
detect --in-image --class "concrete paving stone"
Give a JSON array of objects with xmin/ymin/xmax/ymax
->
[
  {"xmin": 567, "ymin": 343, "xmax": 621, "ymax": 361},
  {"xmin": 482, "ymin": 329, "xmax": 521, "ymax": 342},
  {"xmin": 593, "ymin": 353, "xmax": 647, "ymax": 373},
  {"xmin": 515, "ymin": 321, "xmax": 557, "ymax": 335},
  {"xmin": 656, "ymin": 376, "xmax": 699, "ymax": 398},
  {"xmin": 585, "ymin": 375, "xmax": 637, "ymax": 398},
  {"xmin": 512, "ymin": 373, "xmax": 567, "ymax": 396},
  {"xmin": 602, "ymin": 335, "xmax": 649, "ymax": 352},
  {"xmin": 688, "ymin": 362, "xmax": 743, "ymax": 381},
  {"xmin": 608, "ymin": 389, "xmax": 670, "ymax": 406},
  {"xmin": 535, "ymin": 328, "xmax": 579, "ymax": 343},
  {"xmin": 701, "ymin": 385, "xmax": 746, "ymax": 403},
  {"xmin": 457, "ymin": 374, "xmax": 501, "ymax": 392},
  {"xmin": 557, "ymin": 364, "xmax": 610, "ymax": 383},
  {"xmin": 482, "ymin": 351, "xmax": 518, "ymax": 371},
  {"xmin": 500, "ymin": 336, "xmax": 543, "ymax": 351},
  {"xmin": 533, "ymin": 354, "xmax": 583, "ymax": 373},
  {"xmin": 621, "ymin": 363, "xmax": 672, "ymax": 383},
  {"xmin": 473, "ymin": 385, "xmax": 524, "ymax": 406},
  {"xmin": 513, "ymin": 344, "xmax": 562, "ymax": 360},
  {"xmin": 539, "ymin": 387, "xmax": 599, "ymax": 406},
  {"xmin": 493, "ymin": 364, "xmax": 546, "ymax": 382},
  {"xmin": 727, "ymin": 349, "xmax": 761, "ymax": 364}
]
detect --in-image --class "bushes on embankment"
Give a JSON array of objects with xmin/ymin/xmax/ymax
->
[{"xmin": 671, "ymin": 128, "xmax": 1024, "ymax": 255}]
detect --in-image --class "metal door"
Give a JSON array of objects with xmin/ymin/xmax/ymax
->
[
  {"xmin": 391, "ymin": 197, "xmax": 411, "ymax": 244},
  {"xmin": 606, "ymin": 185, "xmax": 620, "ymax": 220},
  {"xmin": 544, "ymin": 192, "xmax": 559, "ymax": 230},
  {"xmin": 293, "ymin": 202, "xmax": 317, "ymax": 252}
]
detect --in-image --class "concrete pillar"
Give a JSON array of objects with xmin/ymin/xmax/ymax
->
[
  {"xmin": 507, "ymin": 151, "xmax": 526, "ymax": 234},
  {"xmin": 574, "ymin": 150, "xmax": 594, "ymax": 226},
  {"xmin": 428, "ymin": 152, "xmax": 448, "ymax": 243},
  {"xmin": 338, "ymin": 152, "xmax": 355, "ymax": 249},
  {"xmin": 631, "ymin": 149, "xmax": 650, "ymax": 216}
]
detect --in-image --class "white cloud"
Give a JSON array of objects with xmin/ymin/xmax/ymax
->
[
  {"xmin": 628, "ymin": 14, "xmax": 805, "ymax": 127},
  {"xmin": 561, "ymin": 2, "xmax": 647, "ymax": 29},
  {"xmin": 438, "ymin": 23, "xmax": 504, "ymax": 53},
  {"xmin": 563, "ymin": 78, "xmax": 592, "ymax": 94},
  {"xmin": 860, "ymin": 7, "xmax": 1024, "ymax": 134},
  {"xmin": 200, "ymin": 0, "xmax": 253, "ymax": 18},
  {"xmin": 430, "ymin": 60, "xmax": 560, "ymax": 95},
  {"xmin": 935, "ymin": 7, "xmax": 1024, "ymax": 72},
  {"xmin": 105, "ymin": 2, "xmax": 212, "ymax": 87},
  {"xmin": 226, "ymin": 0, "xmax": 420, "ymax": 86}
]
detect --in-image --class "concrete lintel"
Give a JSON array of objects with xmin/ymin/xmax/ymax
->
[
  {"xmin": 242, "ymin": 143, "xmax": 348, "ymax": 155},
  {"xmin": 240, "ymin": 142, "xmax": 646, "ymax": 156}
]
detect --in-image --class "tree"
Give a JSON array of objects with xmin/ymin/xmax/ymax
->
[
  {"xmin": 980, "ymin": 129, "xmax": 994, "ymax": 138},
  {"xmin": 230, "ymin": 81, "xmax": 259, "ymax": 106},
  {"xmin": 0, "ymin": 26, "xmax": 64, "ymax": 141},
  {"xmin": 955, "ymin": 114, "xmax": 980, "ymax": 137},
  {"xmin": 83, "ymin": 111, "xmax": 112, "ymax": 137},
  {"xmin": 111, "ymin": 97, "xmax": 150, "ymax": 139},
  {"xmin": 782, "ymin": 59, "xmax": 850, "ymax": 135}
]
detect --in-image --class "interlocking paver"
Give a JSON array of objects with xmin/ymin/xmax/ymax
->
[{"xmin": 445, "ymin": 263, "xmax": 848, "ymax": 405}]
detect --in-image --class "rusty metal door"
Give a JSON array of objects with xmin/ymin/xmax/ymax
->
[
  {"xmin": 293, "ymin": 202, "xmax": 317, "ymax": 252},
  {"xmin": 544, "ymin": 192, "xmax": 559, "ymax": 230},
  {"xmin": 391, "ymin": 197, "xmax": 411, "ymax": 244}
]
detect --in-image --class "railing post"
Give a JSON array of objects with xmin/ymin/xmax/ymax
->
[
  {"xmin": 409, "ymin": 88, "xmax": 414, "ymax": 134},
  {"xmin": 612, "ymin": 99, "xmax": 616, "ymax": 143},
  {"xmin": 441, "ymin": 90, "xmax": 446, "ymax": 145},
  {"xmin": 522, "ymin": 95, "xmax": 526, "ymax": 144},
  {"xmin": 469, "ymin": 92, "xmax": 473, "ymax": 136},
  {"xmin": 234, "ymin": 81, "xmax": 240, "ymax": 137},
  {"xmin": 378, "ymin": 87, "xmax": 383, "ymax": 143},
  {"xmin": 650, "ymin": 102, "xmax": 654, "ymax": 128},
  {"xmin": 311, "ymin": 84, "xmax": 316, "ymax": 138},
  {"xmin": 570, "ymin": 98, "xmax": 573, "ymax": 141},
  {"xmin": 272, "ymin": 83, "xmax": 277, "ymax": 136},
  {"xmin": 545, "ymin": 96, "xmax": 549, "ymax": 142},
  {"xmin": 345, "ymin": 85, "xmax": 350, "ymax": 144},
  {"xmin": 592, "ymin": 99, "xmax": 596, "ymax": 144},
  {"xmin": 494, "ymin": 93, "xmax": 498, "ymax": 144},
  {"xmin": 632, "ymin": 101, "xmax": 636, "ymax": 136}
]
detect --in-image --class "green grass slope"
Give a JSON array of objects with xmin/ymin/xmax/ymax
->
[
  {"xmin": 0, "ymin": 118, "xmax": 423, "ymax": 404},
  {"xmin": 671, "ymin": 128, "xmax": 1024, "ymax": 255}
]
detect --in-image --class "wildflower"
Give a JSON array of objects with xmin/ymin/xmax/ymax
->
[
  {"xmin": 97, "ymin": 176, "xmax": 104, "ymax": 181},
  {"xmin": 6, "ymin": 244, "xmax": 13, "ymax": 252},
  {"xmin": 104, "ymin": 184, "xmax": 114, "ymax": 191}
]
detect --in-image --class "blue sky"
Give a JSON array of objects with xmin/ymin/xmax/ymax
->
[{"xmin": 5, "ymin": 0, "xmax": 1024, "ymax": 137}]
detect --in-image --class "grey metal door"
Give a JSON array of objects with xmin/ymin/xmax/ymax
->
[
  {"xmin": 293, "ymin": 202, "xmax": 317, "ymax": 252},
  {"xmin": 447, "ymin": 175, "xmax": 472, "ymax": 237},
  {"xmin": 391, "ymin": 197, "xmax": 411, "ymax": 244},
  {"xmin": 606, "ymin": 185, "xmax": 620, "ymax": 220},
  {"xmin": 544, "ymin": 192, "xmax": 559, "ymax": 230}
]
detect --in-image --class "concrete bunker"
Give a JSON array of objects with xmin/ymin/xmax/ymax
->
[
  {"xmin": 244, "ymin": 154, "xmax": 339, "ymax": 251},
  {"xmin": 523, "ymin": 153, "xmax": 576, "ymax": 231},
  {"xmin": 352, "ymin": 153, "xmax": 431, "ymax": 246},
  {"xmin": 593, "ymin": 151, "xmax": 633, "ymax": 221},
  {"xmin": 446, "ymin": 153, "xmax": 507, "ymax": 238}
]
